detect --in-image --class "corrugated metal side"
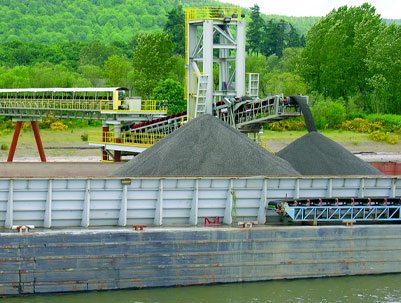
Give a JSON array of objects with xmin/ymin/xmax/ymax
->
[
  {"xmin": 1, "ymin": 225, "xmax": 401, "ymax": 295},
  {"xmin": 0, "ymin": 177, "xmax": 400, "ymax": 228}
]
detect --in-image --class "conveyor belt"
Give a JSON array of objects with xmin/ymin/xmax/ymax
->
[{"xmin": 273, "ymin": 197, "xmax": 401, "ymax": 222}]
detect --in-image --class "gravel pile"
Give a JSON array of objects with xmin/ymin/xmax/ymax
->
[
  {"xmin": 277, "ymin": 131, "xmax": 383, "ymax": 175},
  {"xmin": 289, "ymin": 95, "xmax": 317, "ymax": 133},
  {"xmin": 111, "ymin": 114, "xmax": 300, "ymax": 177}
]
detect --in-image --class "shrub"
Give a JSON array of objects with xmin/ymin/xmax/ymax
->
[
  {"xmin": 368, "ymin": 131, "xmax": 399, "ymax": 145},
  {"xmin": 50, "ymin": 121, "xmax": 68, "ymax": 131},
  {"xmin": 81, "ymin": 133, "xmax": 88, "ymax": 142},
  {"xmin": 0, "ymin": 144, "xmax": 8, "ymax": 151},
  {"xmin": 364, "ymin": 114, "xmax": 401, "ymax": 131},
  {"xmin": 266, "ymin": 117, "xmax": 306, "ymax": 131},
  {"xmin": 311, "ymin": 101, "xmax": 346, "ymax": 129},
  {"xmin": 341, "ymin": 118, "xmax": 384, "ymax": 133}
]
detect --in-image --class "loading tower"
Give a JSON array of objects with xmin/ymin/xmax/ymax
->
[{"xmin": 185, "ymin": 7, "xmax": 246, "ymax": 119}]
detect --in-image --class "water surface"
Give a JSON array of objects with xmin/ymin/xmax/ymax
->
[{"xmin": 5, "ymin": 274, "xmax": 401, "ymax": 303}]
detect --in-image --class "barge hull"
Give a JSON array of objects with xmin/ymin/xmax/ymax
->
[{"xmin": 1, "ymin": 225, "xmax": 401, "ymax": 295}]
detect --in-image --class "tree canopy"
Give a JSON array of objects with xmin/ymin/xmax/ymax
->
[{"xmin": 300, "ymin": 3, "xmax": 401, "ymax": 114}]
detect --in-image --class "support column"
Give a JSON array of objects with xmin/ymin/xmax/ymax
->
[
  {"xmin": 203, "ymin": 20, "xmax": 214, "ymax": 115},
  {"xmin": 31, "ymin": 121, "xmax": 46, "ymax": 162},
  {"xmin": 102, "ymin": 124, "xmax": 109, "ymax": 161},
  {"xmin": 114, "ymin": 124, "xmax": 121, "ymax": 162},
  {"xmin": 235, "ymin": 19, "xmax": 246, "ymax": 97},
  {"xmin": 7, "ymin": 121, "xmax": 22, "ymax": 162}
]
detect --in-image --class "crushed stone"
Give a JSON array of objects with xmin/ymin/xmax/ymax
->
[
  {"xmin": 111, "ymin": 114, "xmax": 300, "ymax": 177},
  {"xmin": 277, "ymin": 131, "xmax": 383, "ymax": 175}
]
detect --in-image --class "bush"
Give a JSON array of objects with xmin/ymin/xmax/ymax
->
[
  {"xmin": 0, "ymin": 144, "xmax": 8, "ymax": 151},
  {"xmin": 81, "ymin": 133, "xmax": 88, "ymax": 142},
  {"xmin": 311, "ymin": 101, "xmax": 346, "ymax": 129},
  {"xmin": 50, "ymin": 121, "xmax": 68, "ymax": 131},
  {"xmin": 266, "ymin": 117, "xmax": 306, "ymax": 131},
  {"xmin": 368, "ymin": 131, "xmax": 399, "ymax": 144},
  {"xmin": 364, "ymin": 114, "xmax": 401, "ymax": 132},
  {"xmin": 341, "ymin": 118, "xmax": 384, "ymax": 133}
]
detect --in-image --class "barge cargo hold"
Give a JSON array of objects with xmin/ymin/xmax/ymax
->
[
  {"xmin": 0, "ymin": 176, "xmax": 400, "ymax": 296},
  {"xmin": 2, "ymin": 225, "xmax": 401, "ymax": 295}
]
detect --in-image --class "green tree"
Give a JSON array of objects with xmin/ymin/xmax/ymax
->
[
  {"xmin": 366, "ymin": 24, "xmax": 401, "ymax": 113},
  {"xmin": 247, "ymin": 5, "xmax": 265, "ymax": 55},
  {"xmin": 80, "ymin": 40, "xmax": 117, "ymax": 67},
  {"xmin": 132, "ymin": 32, "xmax": 174, "ymax": 98},
  {"xmin": 265, "ymin": 72, "xmax": 307, "ymax": 96},
  {"xmin": 103, "ymin": 54, "xmax": 133, "ymax": 87},
  {"xmin": 152, "ymin": 78, "xmax": 186, "ymax": 115},
  {"xmin": 78, "ymin": 65, "xmax": 103, "ymax": 86},
  {"xmin": 300, "ymin": 3, "xmax": 382, "ymax": 100},
  {"xmin": 164, "ymin": 5, "xmax": 185, "ymax": 56}
]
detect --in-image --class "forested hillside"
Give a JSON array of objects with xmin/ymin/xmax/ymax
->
[{"xmin": 0, "ymin": 0, "xmax": 319, "ymax": 43}]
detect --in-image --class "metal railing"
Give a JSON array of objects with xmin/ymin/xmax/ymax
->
[
  {"xmin": 0, "ymin": 98, "xmax": 113, "ymax": 111},
  {"xmin": 89, "ymin": 131, "xmax": 166, "ymax": 147},
  {"xmin": 186, "ymin": 7, "xmax": 241, "ymax": 22},
  {"xmin": 103, "ymin": 100, "xmax": 168, "ymax": 113},
  {"xmin": 0, "ymin": 98, "xmax": 167, "ymax": 114}
]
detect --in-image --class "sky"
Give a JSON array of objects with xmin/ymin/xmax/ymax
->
[{"xmin": 218, "ymin": 0, "xmax": 401, "ymax": 19}]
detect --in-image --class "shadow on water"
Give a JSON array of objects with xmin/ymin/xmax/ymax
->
[{"xmin": 4, "ymin": 274, "xmax": 401, "ymax": 303}]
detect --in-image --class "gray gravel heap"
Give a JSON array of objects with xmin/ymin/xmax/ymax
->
[
  {"xmin": 111, "ymin": 114, "xmax": 300, "ymax": 177},
  {"xmin": 277, "ymin": 131, "xmax": 383, "ymax": 175}
]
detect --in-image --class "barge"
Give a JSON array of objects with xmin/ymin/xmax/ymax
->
[{"xmin": 0, "ymin": 175, "xmax": 400, "ymax": 295}]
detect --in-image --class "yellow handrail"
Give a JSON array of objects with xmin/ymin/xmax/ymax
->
[
  {"xmin": 0, "ymin": 98, "xmax": 167, "ymax": 113},
  {"xmin": 186, "ymin": 7, "xmax": 241, "ymax": 22},
  {"xmin": 88, "ymin": 131, "xmax": 166, "ymax": 147}
]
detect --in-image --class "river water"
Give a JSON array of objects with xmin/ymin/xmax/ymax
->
[{"xmin": 4, "ymin": 274, "xmax": 401, "ymax": 303}]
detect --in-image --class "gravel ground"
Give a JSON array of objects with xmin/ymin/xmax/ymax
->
[{"xmin": 112, "ymin": 114, "xmax": 300, "ymax": 177}]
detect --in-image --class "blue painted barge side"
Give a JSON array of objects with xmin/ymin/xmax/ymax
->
[{"xmin": 1, "ymin": 225, "xmax": 401, "ymax": 296}]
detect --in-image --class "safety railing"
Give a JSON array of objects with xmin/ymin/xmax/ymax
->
[
  {"xmin": 89, "ymin": 131, "xmax": 166, "ymax": 147},
  {"xmin": 0, "ymin": 98, "xmax": 113, "ymax": 111},
  {"xmin": 102, "ymin": 100, "xmax": 168, "ymax": 113},
  {"xmin": 186, "ymin": 7, "xmax": 241, "ymax": 22},
  {"xmin": 0, "ymin": 98, "xmax": 167, "ymax": 113}
]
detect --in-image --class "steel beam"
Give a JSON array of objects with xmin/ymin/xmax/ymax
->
[
  {"xmin": 7, "ymin": 121, "xmax": 22, "ymax": 162},
  {"xmin": 31, "ymin": 121, "xmax": 46, "ymax": 162}
]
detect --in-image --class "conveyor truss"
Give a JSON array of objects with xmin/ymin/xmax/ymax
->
[{"xmin": 273, "ymin": 198, "xmax": 401, "ymax": 223}]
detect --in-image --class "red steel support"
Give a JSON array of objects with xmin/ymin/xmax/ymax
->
[
  {"xmin": 114, "ymin": 148, "xmax": 121, "ymax": 162},
  {"xmin": 102, "ymin": 126, "xmax": 109, "ymax": 161},
  {"xmin": 31, "ymin": 121, "xmax": 46, "ymax": 162},
  {"xmin": 7, "ymin": 121, "xmax": 22, "ymax": 162}
]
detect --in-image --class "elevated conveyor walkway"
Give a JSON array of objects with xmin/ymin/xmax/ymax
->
[
  {"xmin": 0, "ymin": 88, "xmax": 167, "ymax": 120},
  {"xmin": 0, "ymin": 87, "xmax": 168, "ymax": 162}
]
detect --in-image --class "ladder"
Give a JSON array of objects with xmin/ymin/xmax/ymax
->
[
  {"xmin": 189, "ymin": 73, "xmax": 208, "ymax": 120},
  {"xmin": 247, "ymin": 73, "xmax": 259, "ymax": 97},
  {"xmin": 194, "ymin": 73, "xmax": 208, "ymax": 118}
]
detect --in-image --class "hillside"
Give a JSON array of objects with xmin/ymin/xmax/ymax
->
[{"xmin": 0, "ymin": 0, "xmax": 318, "ymax": 44}]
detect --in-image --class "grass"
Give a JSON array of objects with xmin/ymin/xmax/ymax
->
[
  {"xmin": 262, "ymin": 129, "xmax": 370, "ymax": 142},
  {"xmin": 0, "ymin": 126, "xmax": 100, "ymax": 159},
  {"xmin": 0, "ymin": 126, "xmax": 97, "ymax": 144}
]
